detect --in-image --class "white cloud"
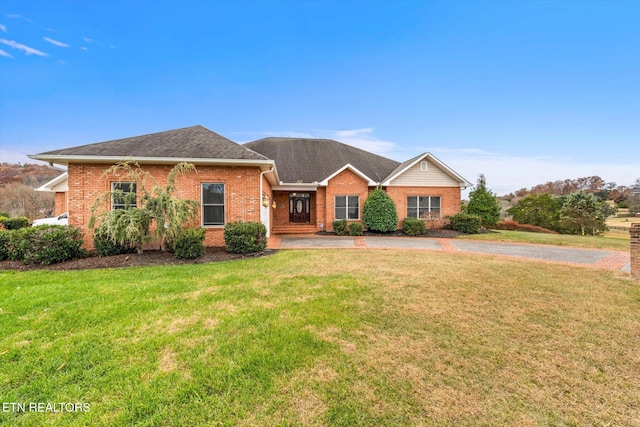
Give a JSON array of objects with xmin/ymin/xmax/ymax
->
[
  {"xmin": 0, "ymin": 23, "xmax": 6, "ymax": 32},
  {"xmin": 0, "ymin": 49, "xmax": 12, "ymax": 58},
  {"xmin": 427, "ymin": 147, "xmax": 639, "ymax": 197},
  {"xmin": 7, "ymin": 14, "xmax": 22, "ymax": 19},
  {"xmin": 44, "ymin": 36, "xmax": 69, "ymax": 47},
  {"xmin": 80, "ymin": 46, "xmax": 87, "ymax": 51},
  {"xmin": 83, "ymin": 37, "xmax": 92, "ymax": 43},
  {"xmin": 0, "ymin": 38, "xmax": 48, "ymax": 56}
]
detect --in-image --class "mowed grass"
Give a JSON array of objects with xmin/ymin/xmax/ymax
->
[
  {"xmin": 457, "ymin": 229, "xmax": 629, "ymax": 251},
  {"xmin": 1, "ymin": 250, "xmax": 638, "ymax": 426}
]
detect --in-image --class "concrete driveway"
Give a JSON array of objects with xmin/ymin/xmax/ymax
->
[{"xmin": 271, "ymin": 235, "xmax": 630, "ymax": 272}]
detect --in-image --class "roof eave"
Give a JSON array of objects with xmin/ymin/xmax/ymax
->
[
  {"xmin": 28, "ymin": 154, "xmax": 276, "ymax": 168},
  {"xmin": 319, "ymin": 163, "xmax": 378, "ymax": 186},
  {"xmin": 35, "ymin": 172, "xmax": 69, "ymax": 192}
]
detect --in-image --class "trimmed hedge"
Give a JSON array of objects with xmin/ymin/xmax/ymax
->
[
  {"xmin": 93, "ymin": 223, "xmax": 137, "ymax": 257},
  {"xmin": 402, "ymin": 217, "xmax": 426, "ymax": 236},
  {"xmin": 224, "ymin": 221, "xmax": 267, "ymax": 254},
  {"xmin": 13, "ymin": 225, "xmax": 85, "ymax": 265},
  {"xmin": 0, "ymin": 230, "xmax": 11, "ymax": 261},
  {"xmin": 348, "ymin": 222, "xmax": 363, "ymax": 236},
  {"xmin": 332, "ymin": 219, "xmax": 348, "ymax": 236},
  {"xmin": 2, "ymin": 216, "xmax": 30, "ymax": 230},
  {"xmin": 362, "ymin": 188, "xmax": 398, "ymax": 233},
  {"xmin": 447, "ymin": 213, "xmax": 483, "ymax": 234},
  {"xmin": 174, "ymin": 228, "xmax": 206, "ymax": 260},
  {"xmin": 489, "ymin": 220, "xmax": 558, "ymax": 234}
]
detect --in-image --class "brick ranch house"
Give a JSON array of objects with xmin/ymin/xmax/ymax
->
[{"xmin": 30, "ymin": 125, "xmax": 471, "ymax": 247}]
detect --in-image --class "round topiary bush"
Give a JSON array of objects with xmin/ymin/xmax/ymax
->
[
  {"xmin": 447, "ymin": 213, "xmax": 483, "ymax": 234},
  {"xmin": 224, "ymin": 221, "xmax": 267, "ymax": 254},
  {"xmin": 173, "ymin": 228, "xmax": 206, "ymax": 260},
  {"xmin": 362, "ymin": 188, "xmax": 398, "ymax": 233},
  {"xmin": 348, "ymin": 222, "xmax": 363, "ymax": 236},
  {"xmin": 402, "ymin": 217, "xmax": 426, "ymax": 236},
  {"xmin": 332, "ymin": 219, "xmax": 348, "ymax": 236}
]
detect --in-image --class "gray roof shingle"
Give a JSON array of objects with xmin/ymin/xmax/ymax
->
[
  {"xmin": 37, "ymin": 125, "xmax": 269, "ymax": 161},
  {"xmin": 244, "ymin": 137, "xmax": 400, "ymax": 183}
]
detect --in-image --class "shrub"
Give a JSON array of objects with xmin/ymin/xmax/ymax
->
[
  {"xmin": 2, "ymin": 216, "xmax": 30, "ymax": 230},
  {"xmin": 0, "ymin": 230, "xmax": 12, "ymax": 261},
  {"xmin": 224, "ymin": 221, "xmax": 267, "ymax": 254},
  {"xmin": 15, "ymin": 225, "xmax": 84, "ymax": 265},
  {"xmin": 173, "ymin": 228, "xmax": 206, "ymax": 260},
  {"xmin": 93, "ymin": 223, "xmax": 137, "ymax": 257},
  {"xmin": 466, "ymin": 174, "xmax": 501, "ymax": 226},
  {"xmin": 348, "ymin": 222, "xmax": 363, "ymax": 236},
  {"xmin": 93, "ymin": 208, "xmax": 151, "ymax": 253},
  {"xmin": 489, "ymin": 220, "xmax": 558, "ymax": 234},
  {"xmin": 332, "ymin": 219, "xmax": 348, "ymax": 236},
  {"xmin": 362, "ymin": 188, "xmax": 398, "ymax": 232},
  {"xmin": 447, "ymin": 213, "xmax": 483, "ymax": 234},
  {"xmin": 402, "ymin": 217, "xmax": 426, "ymax": 236}
]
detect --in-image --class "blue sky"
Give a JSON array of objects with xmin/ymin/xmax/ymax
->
[{"xmin": 0, "ymin": 0, "xmax": 638, "ymax": 196}]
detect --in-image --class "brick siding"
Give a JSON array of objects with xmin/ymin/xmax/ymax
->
[{"xmin": 67, "ymin": 163, "xmax": 262, "ymax": 249}]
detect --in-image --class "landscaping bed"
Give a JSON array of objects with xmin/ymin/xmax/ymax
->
[{"xmin": 0, "ymin": 247, "xmax": 274, "ymax": 271}]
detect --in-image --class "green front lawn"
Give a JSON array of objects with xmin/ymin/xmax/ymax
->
[
  {"xmin": 1, "ymin": 250, "xmax": 638, "ymax": 426},
  {"xmin": 457, "ymin": 229, "xmax": 629, "ymax": 251}
]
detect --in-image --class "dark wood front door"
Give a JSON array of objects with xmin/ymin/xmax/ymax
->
[{"xmin": 289, "ymin": 193, "xmax": 311, "ymax": 223}]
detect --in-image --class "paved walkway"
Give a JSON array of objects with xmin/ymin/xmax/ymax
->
[{"xmin": 267, "ymin": 235, "xmax": 630, "ymax": 272}]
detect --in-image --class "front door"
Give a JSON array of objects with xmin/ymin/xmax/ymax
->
[{"xmin": 289, "ymin": 193, "xmax": 311, "ymax": 223}]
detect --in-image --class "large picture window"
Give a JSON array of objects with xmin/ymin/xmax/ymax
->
[
  {"xmin": 111, "ymin": 182, "xmax": 137, "ymax": 210},
  {"xmin": 407, "ymin": 196, "xmax": 440, "ymax": 218},
  {"xmin": 202, "ymin": 183, "xmax": 225, "ymax": 226},
  {"xmin": 335, "ymin": 195, "xmax": 359, "ymax": 220}
]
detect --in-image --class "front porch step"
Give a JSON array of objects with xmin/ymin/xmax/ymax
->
[{"xmin": 272, "ymin": 224, "xmax": 318, "ymax": 234}]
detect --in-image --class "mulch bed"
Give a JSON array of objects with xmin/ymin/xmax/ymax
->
[{"xmin": 0, "ymin": 247, "xmax": 275, "ymax": 272}]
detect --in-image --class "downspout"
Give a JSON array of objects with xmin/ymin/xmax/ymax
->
[{"xmin": 259, "ymin": 165, "xmax": 276, "ymax": 237}]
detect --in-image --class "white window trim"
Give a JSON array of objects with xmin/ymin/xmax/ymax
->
[
  {"xmin": 420, "ymin": 161, "xmax": 428, "ymax": 172},
  {"xmin": 111, "ymin": 182, "xmax": 137, "ymax": 210},
  {"xmin": 202, "ymin": 182, "xmax": 225, "ymax": 227},
  {"xmin": 334, "ymin": 195, "xmax": 360, "ymax": 220},
  {"xmin": 407, "ymin": 196, "xmax": 441, "ymax": 219}
]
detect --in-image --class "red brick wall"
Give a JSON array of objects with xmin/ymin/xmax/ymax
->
[
  {"xmin": 325, "ymin": 169, "xmax": 370, "ymax": 231},
  {"xmin": 385, "ymin": 186, "xmax": 462, "ymax": 228},
  {"xmin": 54, "ymin": 192, "xmax": 67, "ymax": 216},
  {"xmin": 67, "ymin": 163, "xmax": 262, "ymax": 248}
]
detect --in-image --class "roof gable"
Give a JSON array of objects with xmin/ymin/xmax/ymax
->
[
  {"xmin": 244, "ymin": 137, "xmax": 400, "ymax": 184},
  {"xmin": 382, "ymin": 153, "xmax": 472, "ymax": 187},
  {"xmin": 32, "ymin": 125, "xmax": 269, "ymax": 162}
]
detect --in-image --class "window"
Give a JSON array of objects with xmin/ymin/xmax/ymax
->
[
  {"xmin": 202, "ymin": 183, "xmax": 225, "ymax": 226},
  {"xmin": 111, "ymin": 182, "xmax": 137, "ymax": 210},
  {"xmin": 407, "ymin": 196, "xmax": 440, "ymax": 218},
  {"xmin": 420, "ymin": 161, "xmax": 428, "ymax": 172},
  {"xmin": 335, "ymin": 195, "xmax": 359, "ymax": 220}
]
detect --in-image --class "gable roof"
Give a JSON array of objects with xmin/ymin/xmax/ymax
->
[
  {"xmin": 244, "ymin": 137, "xmax": 400, "ymax": 183},
  {"xmin": 382, "ymin": 152, "xmax": 472, "ymax": 187},
  {"xmin": 30, "ymin": 125, "xmax": 270, "ymax": 164}
]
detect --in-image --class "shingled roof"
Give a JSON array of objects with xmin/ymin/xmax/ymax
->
[
  {"xmin": 244, "ymin": 137, "xmax": 400, "ymax": 183},
  {"xmin": 34, "ymin": 125, "xmax": 269, "ymax": 161}
]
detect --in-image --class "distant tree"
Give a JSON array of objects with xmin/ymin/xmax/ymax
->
[
  {"xmin": 507, "ymin": 193, "xmax": 563, "ymax": 231},
  {"xmin": 0, "ymin": 183, "xmax": 54, "ymax": 220},
  {"xmin": 629, "ymin": 178, "xmax": 640, "ymax": 215},
  {"xmin": 559, "ymin": 191, "xmax": 615, "ymax": 236},
  {"xmin": 466, "ymin": 174, "xmax": 501, "ymax": 226}
]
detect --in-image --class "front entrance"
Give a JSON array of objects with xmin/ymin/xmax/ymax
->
[{"xmin": 289, "ymin": 193, "xmax": 311, "ymax": 223}]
